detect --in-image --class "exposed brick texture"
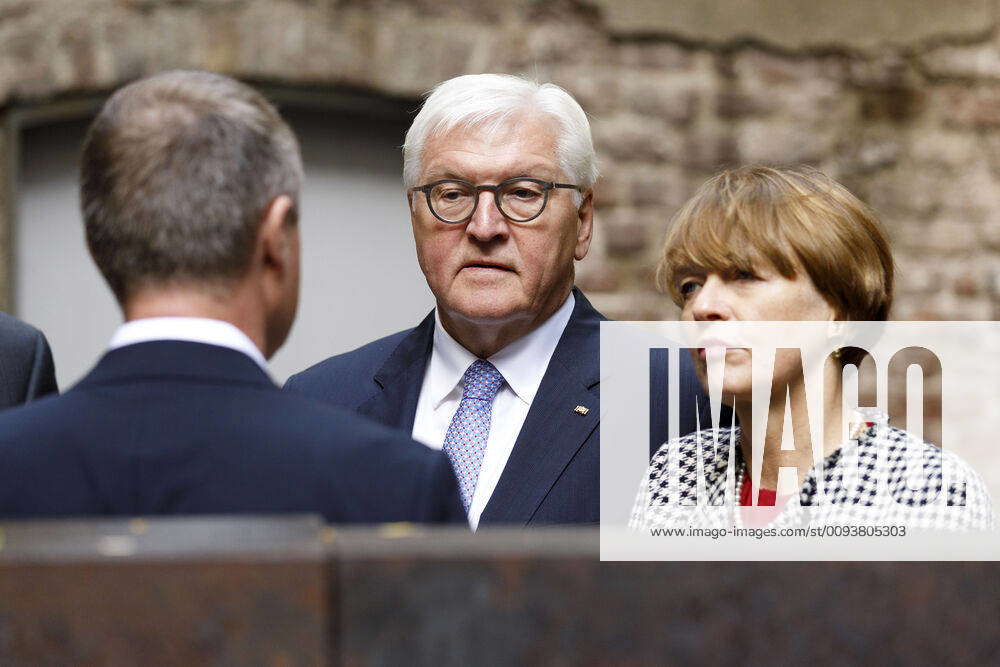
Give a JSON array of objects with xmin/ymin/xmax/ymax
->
[{"xmin": 1, "ymin": 0, "xmax": 1000, "ymax": 319}]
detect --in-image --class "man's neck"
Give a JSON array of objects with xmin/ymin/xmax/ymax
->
[
  {"xmin": 437, "ymin": 291, "xmax": 572, "ymax": 359},
  {"xmin": 124, "ymin": 287, "xmax": 268, "ymax": 358}
]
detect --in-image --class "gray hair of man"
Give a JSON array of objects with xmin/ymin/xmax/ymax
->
[
  {"xmin": 80, "ymin": 69, "xmax": 303, "ymax": 304},
  {"xmin": 402, "ymin": 74, "xmax": 600, "ymax": 205}
]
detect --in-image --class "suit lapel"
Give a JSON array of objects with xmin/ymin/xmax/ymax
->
[
  {"xmin": 480, "ymin": 289, "xmax": 603, "ymax": 524},
  {"xmin": 357, "ymin": 312, "xmax": 435, "ymax": 432}
]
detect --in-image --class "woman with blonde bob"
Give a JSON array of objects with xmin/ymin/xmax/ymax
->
[{"xmin": 631, "ymin": 165, "xmax": 993, "ymax": 531}]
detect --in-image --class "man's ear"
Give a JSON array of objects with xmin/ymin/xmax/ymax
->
[
  {"xmin": 258, "ymin": 195, "xmax": 297, "ymax": 271},
  {"xmin": 574, "ymin": 189, "xmax": 594, "ymax": 261}
]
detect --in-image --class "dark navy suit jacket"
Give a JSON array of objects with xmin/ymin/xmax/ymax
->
[
  {"xmin": 0, "ymin": 312, "xmax": 57, "ymax": 410},
  {"xmin": 285, "ymin": 288, "xmax": 715, "ymax": 525},
  {"xmin": 0, "ymin": 341, "xmax": 465, "ymax": 524}
]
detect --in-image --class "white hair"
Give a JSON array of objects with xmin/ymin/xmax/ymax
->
[{"xmin": 402, "ymin": 74, "xmax": 600, "ymax": 197}]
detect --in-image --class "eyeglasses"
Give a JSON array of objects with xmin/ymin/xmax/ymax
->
[{"xmin": 409, "ymin": 177, "xmax": 582, "ymax": 224}]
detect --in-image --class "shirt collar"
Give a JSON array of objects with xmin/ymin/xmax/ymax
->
[
  {"xmin": 108, "ymin": 317, "xmax": 269, "ymax": 371},
  {"xmin": 427, "ymin": 292, "xmax": 575, "ymax": 408}
]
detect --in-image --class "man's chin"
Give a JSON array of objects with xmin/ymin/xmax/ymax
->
[{"xmin": 440, "ymin": 291, "xmax": 526, "ymax": 324}]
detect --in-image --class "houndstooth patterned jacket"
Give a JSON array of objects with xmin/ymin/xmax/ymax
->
[{"xmin": 630, "ymin": 424, "xmax": 996, "ymax": 532}]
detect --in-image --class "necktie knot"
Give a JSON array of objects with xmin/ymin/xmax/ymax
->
[{"xmin": 460, "ymin": 359, "xmax": 504, "ymax": 400}]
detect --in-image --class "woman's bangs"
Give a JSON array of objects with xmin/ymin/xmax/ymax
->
[{"xmin": 663, "ymin": 209, "xmax": 764, "ymax": 295}]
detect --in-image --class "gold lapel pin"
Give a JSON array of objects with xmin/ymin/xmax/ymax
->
[{"xmin": 573, "ymin": 405, "xmax": 589, "ymax": 416}]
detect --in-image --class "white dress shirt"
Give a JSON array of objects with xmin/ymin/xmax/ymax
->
[
  {"xmin": 412, "ymin": 292, "xmax": 575, "ymax": 530},
  {"xmin": 108, "ymin": 317, "xmax": 269, "ymax": 371}
]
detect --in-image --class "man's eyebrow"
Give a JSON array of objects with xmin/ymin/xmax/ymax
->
[{"xmin": 420, "ymin": 169, "xmax": 466, "ymax": 182}]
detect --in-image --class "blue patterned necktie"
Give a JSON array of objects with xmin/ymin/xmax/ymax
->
[{"xmin": 443, "ymin": 359, "xmax": 505, "ymax": 513}]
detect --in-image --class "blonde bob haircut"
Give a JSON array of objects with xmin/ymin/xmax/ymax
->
[{"xmin": 656, "ymin": 165, "xmax": 894, "ymax": 321}]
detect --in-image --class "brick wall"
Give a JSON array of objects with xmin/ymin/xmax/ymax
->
[{"xmin": 2, "ymin": 0, "xmax": 1000, "ymax": 320}]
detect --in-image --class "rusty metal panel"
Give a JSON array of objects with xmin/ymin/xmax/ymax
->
[
  {"xmin": 330, "ymin": 527, "xmax": 1000, "ymax": 666},
  {"xmin": 1, "ymin": 520, "xmax": 999, "ymax": 665},
  {"xmin": 0, "ymin": 516, "xmax": 329, "ymax": 666}
]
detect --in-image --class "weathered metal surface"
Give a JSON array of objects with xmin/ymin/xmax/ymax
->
[
  {"xmin": 1, "ymin": 520, "xmax": 999, "ymax": 665},
  {"xmin": 330, "ymin": 528, "xmax": 1000, "ymax": 666},
  {"xmin": 0, "ymin": 517, "xmax": 329, "ymax": 666}
]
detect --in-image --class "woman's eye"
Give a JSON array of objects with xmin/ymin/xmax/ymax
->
[{"xmin": 679, "ymin": 281, "xmax": 701, "ymax": 298}]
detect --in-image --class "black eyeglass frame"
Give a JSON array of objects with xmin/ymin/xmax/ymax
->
[{"xmin": 409, "ymin": 177, "xmax": 583, "ymax": 224}]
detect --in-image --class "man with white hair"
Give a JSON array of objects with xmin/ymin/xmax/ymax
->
[{"xmin": 287, "ymin": 73, "xmax": 711, "ymax": 527}]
